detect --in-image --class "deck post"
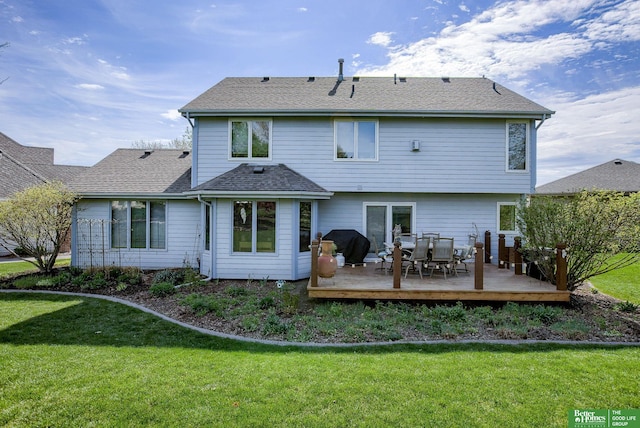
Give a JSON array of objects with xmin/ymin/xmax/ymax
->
[
  {"xmin": 310, "ymin": 233, "xmax": 321, "ymax": 287},
  {"xmin": 498, "ymin": 234, "xmax": 506, "ymax": 269},
  {"xmin": 514, "ymin": 237, "xmax": 523, "ymax": 275},
  {"xmin": 555, "ymin": 243, "xmax": 568, "ymax": 291},
  {"xmin": 484, "ymin": 230, "xmax": 491, "ymax": 264},
  {"xmin": 474, "ymin": 242, "xmax": 483, "ymax": 289},
  {"xmin": 392, "ymin": 242, "xmax": 401, "ymax": 289}
]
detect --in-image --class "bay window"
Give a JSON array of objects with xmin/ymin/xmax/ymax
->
[{"xmin": 233, "ymin": 200, "xmax": 277, "ymax": 253}]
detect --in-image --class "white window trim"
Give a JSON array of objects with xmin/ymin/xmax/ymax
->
[
  {"xmin": 231, "ymin": 200, "xmax": 279, "ymax": 255},
  {"xmin": 110, "ymin": 200, "xmax": 167, "ymax": 250},
  {"xmin": 334, "ymin": 119, "xmax": 379, "ymax": 161},
  {"xmin": 363, "ymin": 202, "xmax": 416, "ymax": 244},
  {"xmin": 228, "ymin": 119, "xmax": 273, "ymax": 161},
  {"xmin": 505, "ymin": 120, "xmax": 529, "ymax": 173},
  {"xmin": 497, "ymin": 202, "xmax": 518, "ymax": 234}
]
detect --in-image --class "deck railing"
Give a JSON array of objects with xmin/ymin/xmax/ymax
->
[{"xmin": 310, "ymin": 233, "xmax": 568, "ymax": 292}]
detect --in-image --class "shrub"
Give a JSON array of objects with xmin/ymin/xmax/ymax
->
[
  {"xmin": 152, "ymin": 269, "xmax": 184, "ymax": 286},
  {"xmin": 149, "ymin": 282, "xmax": 176, "ymax": 297},
  {"xmin": 615, "ymin": 301, "xmax": 638, "ymax": 313}
]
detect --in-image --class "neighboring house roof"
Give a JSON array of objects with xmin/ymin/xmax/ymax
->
[
  {"xmin": 180, "ymin": 76, "xmax": 554, "ymax": 118},
  {"xmin": 0, "ymin": 132, "xmax": 88, "ymax": 199},
  {"xmin": 68, "ymin": 149, "xmax": 192, "ymax": 196},
  {"xmin": 536, "ymin": 159, "xmax": 640, "ymax": 195},
  {"xmin": 189, "ymin": 163, "xmax": 332, "ymax": 199}
]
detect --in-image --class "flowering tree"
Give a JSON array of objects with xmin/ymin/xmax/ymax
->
[
  {"xmin": 0, "ymin": 182, "xmax": 78, "ymax": 272},
  {"xmin": 517, "ymin": 190, "xmax": 640, "ymax": 291}
]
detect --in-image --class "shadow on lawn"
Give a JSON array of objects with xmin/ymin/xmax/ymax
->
[{"xmin": 0, "ymin": 291, "xmax": 634, "ymax": 354}]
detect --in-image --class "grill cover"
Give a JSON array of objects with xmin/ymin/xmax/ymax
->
[{"xmin": 322, "ymin": 229, "xmax": 371, "ymax": 265}]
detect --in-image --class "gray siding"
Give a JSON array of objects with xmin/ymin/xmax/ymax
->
[
  {"xmin": 73, "ymin": 199, "xmax": 201, "ymax": 270},
  {"xmin": 195, "ymin": 117, "xmax": 534, "ymax": 193},
  {"xmin": 211, "ymin": 199, "xmax": 298, "ymax": 280},
  {"xmin": 318, "ymin": 193, "xmax": 522, "ymax": 263}
]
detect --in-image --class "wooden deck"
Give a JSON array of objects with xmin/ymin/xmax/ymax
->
[{"xmin": 307, "ymin": 262, "xmax": 571, "ymax": 303}]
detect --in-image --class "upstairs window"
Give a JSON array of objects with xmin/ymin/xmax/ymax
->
[
  {"xmin": 335, "ymin": 120, "xmax": 378, "ymax": 161},
  {"xmin": 230, "ymin": 120, "xmax": 271, "ymax": 159},
  {"xmin": 506, "ymin": 121, "xmax": 528, "ymax": 171}
]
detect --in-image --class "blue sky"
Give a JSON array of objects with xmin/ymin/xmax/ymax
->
[{"xmin": 0, "ymin": 0, "xmax": 638, "ymax": 185}]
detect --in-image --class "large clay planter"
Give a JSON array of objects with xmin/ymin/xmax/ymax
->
[{"xmin": 318, "ymin": 240, "xmax": 337, "ymax": 278}]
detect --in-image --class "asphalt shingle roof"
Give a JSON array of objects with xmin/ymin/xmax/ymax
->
[
  {"xmin": 68, "ymin": 149, "xmax": 192, "ymax": 195},
  {"xmin": 180, "ymin": 76, "xmax": 554, "ymax": 117},
  {"xmin": 191, "ymin": 163, "xmax": 330, "ymax": 195},
  {"xmin": 536, "ymin": 159, "xmax": 640, "ymax": 195},
  {"xmin": 0, "ymin": 132, "xmax": 88, "ymax": 198}
]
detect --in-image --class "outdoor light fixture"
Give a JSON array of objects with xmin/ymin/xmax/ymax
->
[{"xmin": 411, "ymin": 140, "xmax": 421, "ymax": 151}]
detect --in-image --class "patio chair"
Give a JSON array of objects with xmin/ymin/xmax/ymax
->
[
  {"xmin": 428, "ymin": 238, "xmax": 456, "ymax": 279},
  {"xmin": 421, "ymin": 232, "xmax": 440, "ymax": 241},
  {"xmin": 454, "ymin": 235, "xmax": 477, "ymax": 274},
  {"xmin": 371, "ymin": 236, "xmax": 392, "ymax": 272},
  {"xmin": 403, "ymin": 237, "xmax": 431, "ymax": 279}
]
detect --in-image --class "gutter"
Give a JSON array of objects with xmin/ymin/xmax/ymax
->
[
  {"xmin": 184, "ymin": 190, "xmax": 334, "ymax": 199},
  {"xmin": 535, "ymin": 113, "xmax": 553, "ymax": 130}
]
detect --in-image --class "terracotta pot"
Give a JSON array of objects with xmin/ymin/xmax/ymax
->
[{"xmin": 318, "ymin": 240, "xmax": 337, "ymax": 278}]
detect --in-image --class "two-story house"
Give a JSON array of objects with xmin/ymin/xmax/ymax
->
[{"xmin": 70, "ymin": 63, "xmax": 554, "ymax": 280}]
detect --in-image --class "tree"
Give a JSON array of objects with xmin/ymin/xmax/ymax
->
[
  {"xmin": 517, "ymin": 190, "xmax": 640, "ymax": 291},
  {"xmin": 131, "ymin": 126, "xmax": 192, "ymax": 150},
  {"xmin": 0, "ymin": 182, "xmax": 78, "ymax": 273}
]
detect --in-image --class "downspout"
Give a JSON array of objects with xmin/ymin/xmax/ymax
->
[
  {"xmin": 196, "ymin": 194, "xmax": 213, "ymax": 282},
  {"xmin": 185, "ymin": 112, "xmax": 198, "ymax": 188}
]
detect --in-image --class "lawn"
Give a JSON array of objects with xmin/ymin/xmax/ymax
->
[
  {"xmin": 0, "ymin": 257, "xmax": 70, "ymax": 279},
  {"xmin": 589, "ymin": 257, "xmax": 640, "ymax": 305},
  {"xmin": 1, "ymin": 292, "xmax": 639, "ymax": 427}
]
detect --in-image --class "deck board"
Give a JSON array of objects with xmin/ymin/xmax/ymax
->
[{"xmin": 307, "ymin": 262, "xmax": 570, "ymax": 302}]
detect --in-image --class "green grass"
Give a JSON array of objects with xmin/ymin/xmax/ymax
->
[
  {"xmin": 1, "ymin": 292, "xmax": 639, "ymax": 427},
  {"xmin": 0, "ymin": 258, "xmax": 70, "ymax": 278},
  {"xmin": 589, "ymin": 258, "xmax": 640, "ymax": 305}
]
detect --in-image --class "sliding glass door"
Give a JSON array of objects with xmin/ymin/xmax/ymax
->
[{"xmin": 364, "ymin": 203, "xmax": 415, "ymax": 247}]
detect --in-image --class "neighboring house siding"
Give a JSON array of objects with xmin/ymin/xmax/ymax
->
[
  {"xmin": 73, "ymin": 199, "xmax": 201, "ymax": 270},
  {"xmin": 195, "ymin": 117, "xmax": 533, "ymax": 193}
]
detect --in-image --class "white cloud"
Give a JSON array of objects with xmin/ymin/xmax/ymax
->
[
  {"xmin": 459, "ymin": 3, "xmax": 470, "ymax": 13},
  {"xmin": 75, "ymin": 83, "xmax": 105, "ymax": 90},
  {"xmin": 298, "ymin": 7, "xmax": 308, "ymax": 12},
  {"xmin": 536, "ymin": 85, "xmax": 640, "ymax": 184},
  {"xmin": 161, "ymin": 109, "xmax": 182, "ymax": 121},
  {"xmin": 11, "ymin": 16, "xmax": 23, "ymax": 23},
  {"xmin": 367, "ymin": 31, "xmax": 395, "ymax": 47}
]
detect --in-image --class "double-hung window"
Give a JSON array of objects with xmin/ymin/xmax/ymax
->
[
  {"xmin": 497, "ymin": 202, "xmax": 517, "ymax": 234},
  {"xmin": 111, "ymin": 201, "xmax": 166, "ymax": 249},
  {"xmin": 233, "ymin": 201, "xmax": 277, "ymax": 253},
  {"xmin": 230, "ymin": 120, "xmax": 271, "ymax": 159},
  {"xmin": 335, "ymin": 120, "xmax": 378, "ymax": 160},
  {"xmin": 506, "ymin": 121, "xmax": 528, "ymax": 172}
]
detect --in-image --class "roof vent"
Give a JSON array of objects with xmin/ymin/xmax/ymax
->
[
  {"xmin": 399, "ymin": 77, "xmax": 407, "ymax": 83},
  {"xmin": 442, "ymin": 77, "xmax": 450, "ymax": 83},
  {"xmin": 253, "ymin": 166, "xmax": 265, "ymax": 174},
  {"xmin": 141, "ymin": 150, "xmax": 153, "ymax": 158},
  {"xmin": 338, "ymin": 58, "xmax": 344, "ymax": 82},
  {"xmin": 614, "ymin": 160, "xmax": 623, "ymax": 165},
  {"xmin": 352, "ymin": 76, "xmax": 360, "ymax": 82},
  {"xmin": 308, "ymin": 76, "xmax": 315, "ymax": 82},
  {"xmin": 261, "ymin": 77, "xmax": 270, "ymax": 82},
  {"xmin": 179, "ymin": 150, "xmax": 190, "ymax": 158}
]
